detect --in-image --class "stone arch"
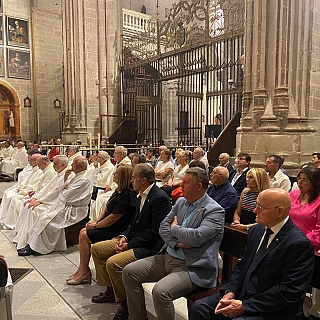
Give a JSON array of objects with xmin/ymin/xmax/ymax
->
[{"xmin": 0, "ymin": 80, "xmax": 20, "ymax": 140}]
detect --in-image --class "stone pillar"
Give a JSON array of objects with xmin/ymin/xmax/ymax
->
[
  {"xmin": 162, "ymin": 79, "xmax": 179, "ymax": 145},
  {"xmin": 62, "ymin": 0, "xmax": 87, "ymax": 139},
  {"xmin": 237, "ymin": 0, "xmax": 315, "ymax": 173},
  {"xmin": 101, "ymin": 0, "xmax": 122, "ymax": 139}
]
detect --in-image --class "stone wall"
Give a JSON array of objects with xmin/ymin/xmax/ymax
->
[{"xmin": 2, "ymin": 0, "xmax": 63, "ymax": 142}]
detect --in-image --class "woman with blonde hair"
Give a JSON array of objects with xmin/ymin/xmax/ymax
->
[
  {"xmin": 154, "ymin": 148, "xmax": 174, "ymax": 187},
  {"xmin": 66, "ymin": 164, "xmax": 137, "ymax": 285},
  {"xmin": 161, "ymin": 150, "xmax": 189, "ymax": 197},
  {"xmin": 231, "ymin": 168, "xmax": 270, "ymax": 231}
]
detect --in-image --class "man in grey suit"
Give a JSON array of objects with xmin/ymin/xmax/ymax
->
[{"xmin": 123, "ymin": 167, "xmax": 225, "ymax": 320}]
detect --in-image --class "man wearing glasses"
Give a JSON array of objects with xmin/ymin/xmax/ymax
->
[
  {"xmin": 207, "ymin": 166, "xmax": 238, "ymax": 224},
  {"xmin": 191, "ymin": 188, "xmax": 315, "ymax": 320}
]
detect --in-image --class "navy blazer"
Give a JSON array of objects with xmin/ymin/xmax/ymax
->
[
  {"xmin": 121, "ymin": 184, "xmax": 172, "ymax": 259},
  {"xmin": 222, "ymin": 219, "xmax": 315, "ymax": 320}
]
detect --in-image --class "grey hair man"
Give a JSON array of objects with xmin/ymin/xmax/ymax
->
[
  {"xmin": 218, "ymin": 152, "xmax": 235, "ymax": 176},
  {"xmin": 18, "ymin": 156, "xmax": 92, "ymax": 256},
  {"xmin": 207, "ymin": 166, "xmax": 238, "ymax": 224},
  {"xmin": 123, "ymin": 167, "xmax": 224, "ymax": 320},
  {"xmin": 191, "ymin": 147, "xmax": 209, "ymax": 172}
]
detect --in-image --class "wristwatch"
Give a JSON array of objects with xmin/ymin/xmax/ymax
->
[{"xmin": 94, "ymin": 222, "xmax": 99, "ymax": 229}]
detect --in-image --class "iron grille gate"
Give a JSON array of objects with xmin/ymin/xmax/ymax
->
[{"xmin": 121, "ymin": 0, "xmax": 245, "ymax": 146}]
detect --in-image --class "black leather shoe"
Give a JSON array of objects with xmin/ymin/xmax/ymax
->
[
  {"xmin": 91, "ymin": 291, "xmax": 115, "ymax": 303},
  {"xmin": 17, "ymin": 244, "xmax": 36, "ymax": 256},
  {"xmin": 113, "ymin": 300, "xmax": 128, "ymax": 320}
]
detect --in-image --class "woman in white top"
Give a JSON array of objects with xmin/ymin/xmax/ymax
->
[
  {"xmin": 161, "ymin": 150, "xmax": 189, "ymax": 197},
  {"xmin": 155, "ymin": 149, "xmax": 174, "ymax": 187}
]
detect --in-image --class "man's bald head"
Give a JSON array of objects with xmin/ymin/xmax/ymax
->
[
  {"xmin": 72, "ymin": 156, "xmax": 88, "ymax": 173},
  {"xmin": 210, "ymin": 166, "xmax": 229, "ymax": 186},
  {"xmin": 254, "ymin": 188, "xmax": 291, "ymax": 228}
]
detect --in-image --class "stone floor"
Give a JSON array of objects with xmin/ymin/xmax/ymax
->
[{"xmin": 0, "ymin": 181, "xmax": 188, "ymax": 320}]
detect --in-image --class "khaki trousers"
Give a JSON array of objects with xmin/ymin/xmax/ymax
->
[{"xmin": 91, "ymin": 238, "xmax": 137, "ymax": 302}]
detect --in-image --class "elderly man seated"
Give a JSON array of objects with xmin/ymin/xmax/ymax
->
[
  {"xmin": 88, "ymin": 151, "xmax": 114, "ymax": 220},
  {"xmin": 9, "ymin": 156, "xmax": 56, "ymax": 232},
  {"xmin": 190, "ymin": 189, "xmax": 315, "ymax": 320},
  {"xmin": 17, "ymin": 156, "xmax": 93, "ymax": 256},
  {"xmin": 0, "ymin": 153, "xmax": 43, "ymax": 229},
  {"xmin": 191, "ymin": 147, "xmax": 209, "ymax": 172},
  {"xmin": 0, "ymin": 141, "xmax": 28, "ymax": 177},
  {"xmin": 207, "ymin": 166, "xmax": 238, "ymax": 224},
  {"xmin": 123, "ymin": 167, "xmax": 225, "ymax": 320},
  {"xmin": 14, "ymin": 155, "xmax": 69, "ymax": 249},
  {"xmin": 218, "ymin": 153, "xmax": 235, "ymax": 176},
  {"xmin": 93, "ymin": 146, "xmax": 131, "ymax": 218}
]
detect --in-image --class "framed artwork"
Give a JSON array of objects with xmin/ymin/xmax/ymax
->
[
  {"xmin": 7, "ymin": 17, "xmax": 29, "ymax": 48},
  {"xmin": 0, "ymin": 47, "xmax": 4, "ymax": 77},
  {"xmin": 0, "ymin": 15, "xmax": 3, "ymax": 45},
  {"xmin": 8, "ymin": 48, "xmax": 30, "ymax": 79}
]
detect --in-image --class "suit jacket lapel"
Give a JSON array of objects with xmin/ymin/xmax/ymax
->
[
  {"xmin": 135, "ymin": 185, "xmax": 155, "ymax": 224},
  {"xmin": 243, "ymin": 220, "xmax": 293, "ymax": 278}
]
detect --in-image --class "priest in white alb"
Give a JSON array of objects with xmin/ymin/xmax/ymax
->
[
  {"xmin": 14, "ymin": 155, "xmax": 69, "ymax": 249},
  {"xmin": 18, "ymin": 156, "xmax": 93, "ymax": 256}
]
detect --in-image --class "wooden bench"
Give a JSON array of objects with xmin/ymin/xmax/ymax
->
[{"xmin": 65, "ymin": 216, "xmax": 89, "ymax": 247}]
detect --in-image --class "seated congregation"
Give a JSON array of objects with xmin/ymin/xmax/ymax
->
[{"xmin": 0, "ymin": 142, "xmax": 319, "ymax": 320}]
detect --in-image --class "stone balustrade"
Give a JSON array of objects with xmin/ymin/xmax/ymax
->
[{"xmin": 122, "ymin": 8, "xmax": 156, "ymax": 33}]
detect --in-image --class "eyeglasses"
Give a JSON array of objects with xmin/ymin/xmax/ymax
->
[
  {"xmin": 255, "ymin": 204, "xmax": 280, "ymax": 211},
  {"xmin": 211, "ymin": 170, "xmax": 223, "ymax": 176},
  {"xmin": 297, "ymin": 177, "xmax": 310, "ymax": 183}
]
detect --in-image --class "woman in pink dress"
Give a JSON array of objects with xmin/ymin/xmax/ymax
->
[
  {"xmin": 290, "ymin": 166, "xmax": 320, "ymax": 318},
  {"xmin": 290, "ymin": 166, "xmax": 320, "ymax": 251}
]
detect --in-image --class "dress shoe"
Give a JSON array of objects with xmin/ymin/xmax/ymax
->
[
  {"xmin": 91, "ymin": 289, "xmax": 115, "ymax": 303},
  {"xmin": 66, "ymin": 271, "xmax": 92, "ymax": 285},
  {"xmin": 66, "ymin": 274, "xmax": 75, "ymax": 281},
  {"xmin": 113, "ymin": 299, "xmax": 128, "ymax": 320},
  {"xmin": 17, "ymin": 244, "xmax": 37, "ymax": 256}
]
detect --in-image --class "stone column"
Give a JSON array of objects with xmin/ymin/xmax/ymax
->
[
  {"xmin": 62, "ymin": 0, "xmax": 87, "ymax": 138},
  {"xmin": 100, "ymin": 0, "xmax": 122, "ymax": 139},
  {"xmin": 237, "ymin": 0, "xmax": 315, "ymax": 173}
]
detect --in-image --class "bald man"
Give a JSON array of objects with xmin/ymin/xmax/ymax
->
[
  {"xmin": 207, "ymin": 166, "xmax": 238, "ymax": 224},
  {"xmin": 191, "ymin": 188, "xmax": 315, "ymax": 320}
]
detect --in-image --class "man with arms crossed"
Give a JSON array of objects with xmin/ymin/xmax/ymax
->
[
  {"xmin": 123, "ymin": 167, "xmax": 225, "ymax": 320},
  {"xmin": 190, "ymin": 188, "xmax": 315, "ymax": 320}
]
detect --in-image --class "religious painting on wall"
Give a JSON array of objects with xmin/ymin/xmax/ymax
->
[
  {"xmin": 8, "ymin": 48, "xmax": 30, "ymax": 79},
  {"xmin": 0, "ymin": 47, "xmax": 4, "ymax": 77},
  {"xmin": 7, "ymin": 17, "xmax": 29, "ymax": 48}
]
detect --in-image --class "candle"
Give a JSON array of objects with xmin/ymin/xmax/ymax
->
[
  {"xmin": 97, "ymin": 133, "xmax": 100, "ymax": 149},
  {"xmin": 89, "ymin": 133, "xmax": 92, "ymax": 150}
]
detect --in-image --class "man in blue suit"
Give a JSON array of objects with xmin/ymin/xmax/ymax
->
[
  {"xmin": 191, "ymin": 188, "xmax": 315, "ymax": 320},
  {"xmin": 123, "ymin": 167, "xmax": 225, "ymax": 320}
]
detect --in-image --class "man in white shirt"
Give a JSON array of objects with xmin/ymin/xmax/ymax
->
[{"xmin": 265, "ymin": 154, "xmax": 291, "ymax": 192}]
